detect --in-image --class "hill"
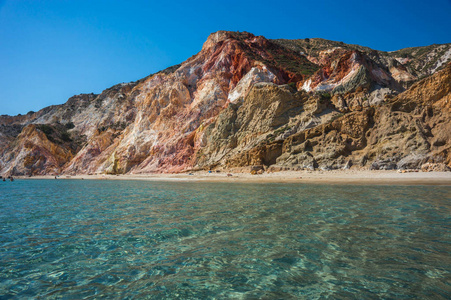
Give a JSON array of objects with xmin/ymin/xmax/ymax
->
[{"xmin": 1, "ymin": 31, "xmax": 450, "ymax": 176}]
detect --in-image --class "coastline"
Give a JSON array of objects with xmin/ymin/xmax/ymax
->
[{"xmin": 16, "ymin": 170, "xmax": 451, "ymax": 185}]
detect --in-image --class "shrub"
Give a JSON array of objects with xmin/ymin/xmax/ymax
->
[
  {"xmin": 288, "ymin": 82, "xmax": 297, "ymax": 90},
  {"xmin": 61, "ymin": 132, "xmax": 72, "ymax": 142},
  {"xmin": 65, "ymin": 122, "xmax": 75, "ymax": 129},
  {"xmin": 37, "ymin": 124, "xmax": 53, "ymax": 135},
  {"xmin": 318, "ymin": 92, "xmax": 331, "ymax": 100}
]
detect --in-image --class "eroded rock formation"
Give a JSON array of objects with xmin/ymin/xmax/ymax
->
[{"xmin": 1, "ymin": 31, "xmax": 450, "ymax": 175}]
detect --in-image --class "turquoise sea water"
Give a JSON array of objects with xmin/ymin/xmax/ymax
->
[{"xmin": 0, "ymin": 180, "xmax": 450, "ymax": 299}]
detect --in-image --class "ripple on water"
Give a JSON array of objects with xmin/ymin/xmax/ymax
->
[{"xmin": 0, "ymin": 180, "xmax": 450, "ymax": 298}]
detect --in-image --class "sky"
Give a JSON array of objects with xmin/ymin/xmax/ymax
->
[{"xmin": 1, "ymin": 0, "xmax": 450, "ymax": 116}]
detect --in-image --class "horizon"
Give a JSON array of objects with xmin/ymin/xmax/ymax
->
[{"xmin": 1, "ymin": 0, "xmax": 450, "ymax": 116}]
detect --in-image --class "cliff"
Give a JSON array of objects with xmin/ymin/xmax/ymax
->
[{"xmin": 1, "ymin": 31, "xmax": 450, "ymax": 176}]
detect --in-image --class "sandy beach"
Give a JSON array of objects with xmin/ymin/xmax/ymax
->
[{"xmin": 19, "ymin": 170, "xmax": 451, "ymax": 185}]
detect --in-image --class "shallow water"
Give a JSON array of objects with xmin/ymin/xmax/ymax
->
[{"xmin": 0, "ymin": 179, "xmax": 450, "ymax": 299}]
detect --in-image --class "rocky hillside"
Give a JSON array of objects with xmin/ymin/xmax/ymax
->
[{"xmin": 1, "ymin": 31, "xmax": 450, "ymax": 176}]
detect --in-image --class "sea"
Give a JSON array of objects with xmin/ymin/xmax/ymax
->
[{"xmin": 0, "ymin": 179, "xmax": 450, "ymax": 299}]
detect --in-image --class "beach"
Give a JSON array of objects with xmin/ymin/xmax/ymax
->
[{"xmin": 21, "ymin": 170, "xmax": 451, "ymax": 185}]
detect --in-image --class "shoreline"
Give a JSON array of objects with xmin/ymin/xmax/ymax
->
[{"xmin": 14, "ymin": 170, "xmax": 451, "ymax": 186}]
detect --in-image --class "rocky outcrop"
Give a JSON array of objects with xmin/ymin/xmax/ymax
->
[
  {"xmin": 0, "ymin": 124, "xmax": 74, "ymax": 175},
  {"xmin": 274, "ymin": 38, "xmax": 451, "ymax": 87},
  {"xmin": 196, "ymin": 83, "xmax": 307, "ymax": 168},
  {"xmin": 207, "ymin": 63, "xmax": 451, "ymax": 171},
  {"xmin": 0, "ymin": 31, "xmax": 450, "ymax": 176}
]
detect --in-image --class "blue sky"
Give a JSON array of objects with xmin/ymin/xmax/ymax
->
[{"xmin": 1, "ymin": 0, "xmax": 450, "ymax": 116}]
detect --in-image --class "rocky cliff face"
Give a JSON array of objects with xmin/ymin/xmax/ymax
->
[{"xmin": 1, "ymin": 31, "xmax": 450, "ymax": 176}]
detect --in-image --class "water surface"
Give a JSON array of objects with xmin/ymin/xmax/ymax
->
[{"xmin": 0, "ymin": 180, "xmax": 450, "ymax": 299}]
